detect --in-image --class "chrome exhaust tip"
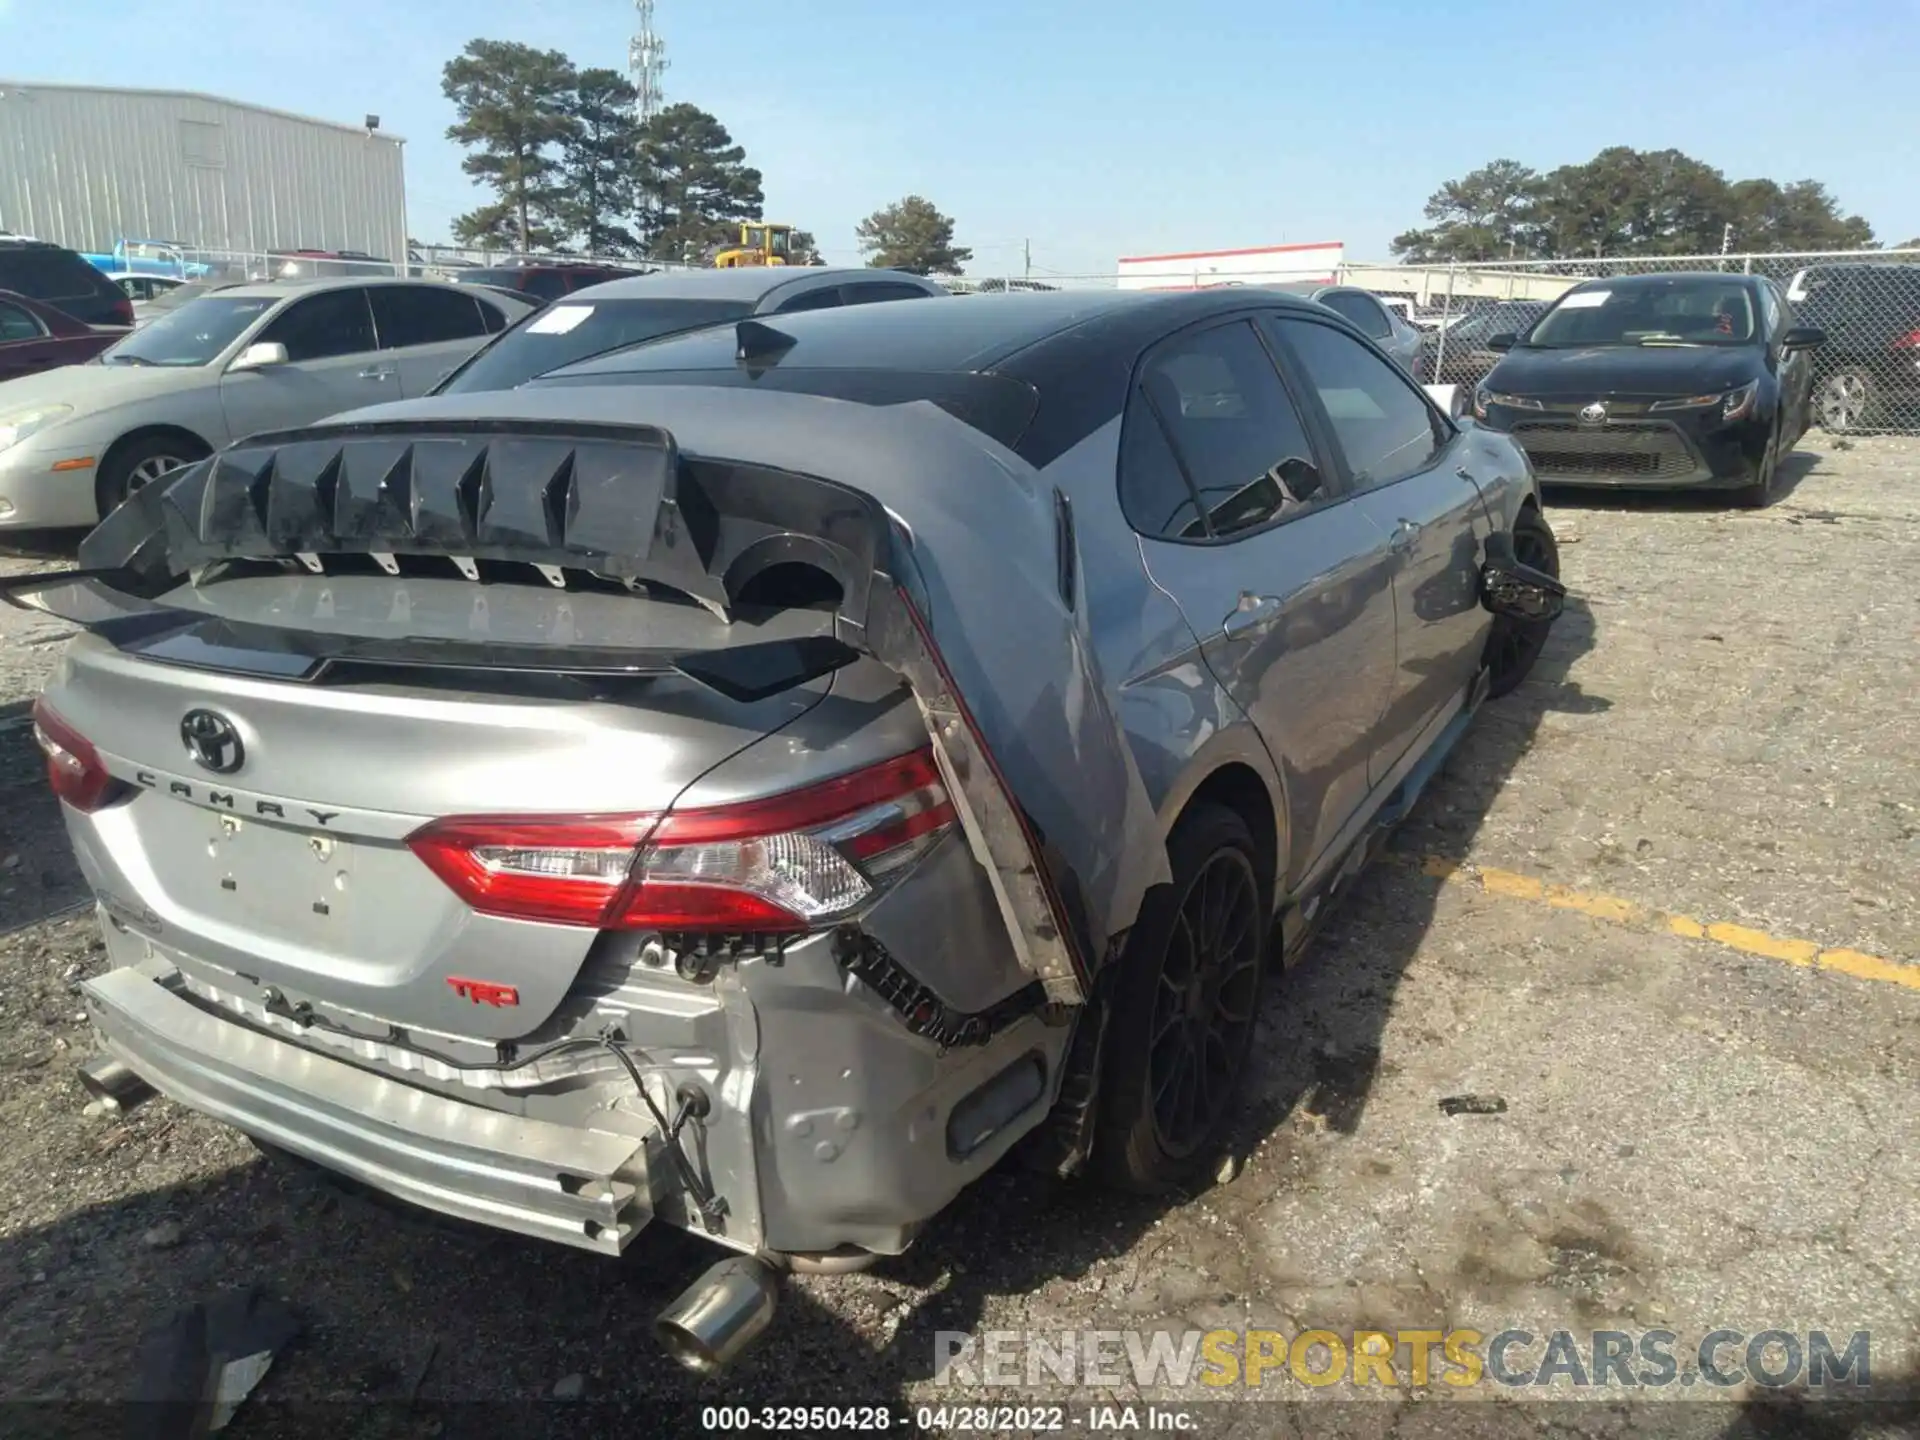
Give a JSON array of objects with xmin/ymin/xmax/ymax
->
[
  {"xmin": 78, "ymin": 1054, "xmax": 155, "ymax": 1112},
  {"xmin": 654, "ymin": 1255, "xmax": 780, "ymax": 1377}
]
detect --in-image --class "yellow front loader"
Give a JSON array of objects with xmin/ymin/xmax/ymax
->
[{"xmin": 712, "ymin": 223, "xmax": 795, "ymax": 268}]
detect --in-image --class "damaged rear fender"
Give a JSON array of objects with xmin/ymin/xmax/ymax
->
[{"xmin": 22, "ymin": 404, "xmax": 1175, "ymax": 1003}]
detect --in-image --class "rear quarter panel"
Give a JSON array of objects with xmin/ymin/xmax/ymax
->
[{"xmin": 1045, "ymin": 419, "xmax": 1292, "ymax": 891}]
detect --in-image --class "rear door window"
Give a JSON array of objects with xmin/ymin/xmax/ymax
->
[
  {"xmin": 258, "ymin": 288, "xmax": 378, "ymax": 361},
  {"xmin": 1124, "ymin": 319, "xmax": 1332, "ymax": 540},
  {"xmin": 370, "ymin": 285, "xmax": 491, "ymax": 349},
  {"xmin": 771, "ymin": 287, "xmax": 843, "ymax": 314}
]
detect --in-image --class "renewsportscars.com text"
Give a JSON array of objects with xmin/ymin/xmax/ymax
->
[{"xmin": 934, "ymin": 1328, "xmax": 1874, "ymax": 1390}]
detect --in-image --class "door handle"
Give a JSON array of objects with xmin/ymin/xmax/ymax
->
[
  {"xmin": 1388, "ymin": 519, "xmax": 1421, "ymax": 554},
  {"xmin": 1222, "ymin": 594, "xmax": 1281, "ymax": 638}
]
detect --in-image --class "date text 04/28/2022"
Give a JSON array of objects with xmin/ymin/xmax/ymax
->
[{"xmin": 699, "ymin": 1405, "xmax": 1198, "ymax": 1431}]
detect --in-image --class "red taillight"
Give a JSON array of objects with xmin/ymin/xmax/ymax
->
[
  {"xmin": 406, "ymin": 815, "xmax": 656, "ymax": 927},
  {"xmin": 406, "ymin": 748, "xmax": 956, "ymax": 932},
  {"xmin": 1894, "ymin": 329, "xmax": 1920, "ymax": 350},
  {"xmin": 111, "ymin": 295, "xmax": 134, "ymax": 326},
  {"xmin": 31, "ymin": 699, "xmax": 124, "ymax": 812}
]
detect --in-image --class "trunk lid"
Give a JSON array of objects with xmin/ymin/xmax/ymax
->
[{"xmin": 48, "ymin": 575, "xmax": 831, "ymax": 1042}]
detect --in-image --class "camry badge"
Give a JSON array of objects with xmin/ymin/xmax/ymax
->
[{"xmin": 1578, "ymin": 401, "xmax": 1608, "ymax": 426}]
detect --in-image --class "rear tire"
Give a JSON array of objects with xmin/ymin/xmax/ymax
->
[
  {"xmin": 1484, "ymin": 506, "xmax": 1560, "ymax": 699},
  {"xmin": 95, "ymin": 434, "xmax": 205, "ymax": 519},
  {"xmin": 1094, "ymin": 805, "xmax": 1268, "ymax": 1194}
]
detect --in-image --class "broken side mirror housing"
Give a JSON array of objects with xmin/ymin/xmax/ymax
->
[
  {"xmin": 1480, "ymin": 530, "xmax": 1566, "ymax": 624},
  {"xmin": 1486, "ymin": 333, "xmax": 1518, "ymax": 354},
  {"xmin": 1780, "ymin": 326, "xmax": 1826, "ymax": 351}
]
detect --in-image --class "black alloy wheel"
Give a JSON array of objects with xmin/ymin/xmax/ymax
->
[{"xmin": 1096, "ymin": 805, "xmax": 1268, "ymax": 1192}]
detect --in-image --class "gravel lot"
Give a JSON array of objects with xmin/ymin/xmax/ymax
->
[{"xmin": 3, "ymin": 436, "xmax": 1917, "ymax": 1438}]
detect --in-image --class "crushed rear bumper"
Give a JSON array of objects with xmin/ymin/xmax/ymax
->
[{"xmin": 82, "ymin": 961, "xmax": 652, "ymax": 1255}]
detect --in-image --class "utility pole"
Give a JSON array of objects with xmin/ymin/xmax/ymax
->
[
  {"xmin": 1023, "ymin": 239, "xmax": 1031, "ymax": 279},
  {"xmin": 1721, "ymin": 222, "xmax": 1734, "ymax": 254}
]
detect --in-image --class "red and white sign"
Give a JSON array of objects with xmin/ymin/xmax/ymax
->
[{"xmin": 1116, "ymin": 240, "xmax": 1345, "ymax": 292}]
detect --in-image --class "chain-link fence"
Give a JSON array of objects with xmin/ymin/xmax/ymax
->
[{"xmin": 961, "ymin": 248, "xmax": 1920, "ymax": 435}]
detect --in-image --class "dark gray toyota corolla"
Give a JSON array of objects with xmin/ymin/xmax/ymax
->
[{"xmin": 13, "ymin": 289, "xmax": 1563, "ymax": 1374}]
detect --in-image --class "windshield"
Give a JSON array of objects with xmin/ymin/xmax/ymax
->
[
  {"xmin": 1527, "ymin": 279, "xmax": 1757, "ymax": 348},
  {"xmin": 101, "ymin": 295, "xmax": 273, "ymax": 366},
  {"xmin": 148, "ymin": 281, "xmax": 219, "ymax": 314},
  {"xmin": 1451, "ymin": 304, "xmax": 1544, "ymax": 344},
  {"xmin": 436, "ymin": 296, "xmax": 755, "ymax": 394}
]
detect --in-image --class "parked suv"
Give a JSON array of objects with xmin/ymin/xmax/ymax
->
[
  {"xmin": 1785, "ymin": 262, "xmax": 1920, "ymax": 434},
  {"xmin": 13, "ymin": 289, "xmax": 1563, "ymax": 1376},
  {"xmin": 0, "ymin": 276, "xmax": 536, "ymax": 528},
  {"xmin": 0, "ymin": 238, "xmax": 135, "ymax": 328}
]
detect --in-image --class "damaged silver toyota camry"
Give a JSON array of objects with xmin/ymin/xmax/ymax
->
[{"xmin": 5, "ymin": 290, "xmax": 1565, "ymax": 1374}]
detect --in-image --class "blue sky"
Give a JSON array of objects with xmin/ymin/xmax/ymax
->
[{"xmin": 6, "ymin": 0, "xmax": 1918, "ymax": 274}]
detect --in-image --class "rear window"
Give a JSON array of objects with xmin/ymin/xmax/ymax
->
[
  {"xmin": 529, "ymin": 364, "xmax": 1041, "ymax": 449},
  {"xmin": 548, "ymin": 292, "xmax": 1101, "ymax": 380},
  {"xmin": 454, "ymin": 269, "xmax": 530, "ymax": 289},
  {"xmin": 437, "ymin": 297, "xmax": 756, "ymax": 394},
  {"xmin": 0, "ymin": 246, "xmax": 112, "ymax": 301}
]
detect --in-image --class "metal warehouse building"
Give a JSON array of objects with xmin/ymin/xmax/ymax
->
[{"xmin": 0, "ymin": 80, "xmax": 408, "ymax": 264}]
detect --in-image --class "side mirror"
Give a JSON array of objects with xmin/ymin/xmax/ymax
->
[
  {"xmin": 1486, "ymin": 333, "xmax": 1518, "ymax": 354},
  {"xmin": 1780, "ymin": 326, "xmax": 1826, "ymax": 351},
  {"xmin": 1480, "ymin": 531, "xmax": 1566, "ymax": 624},
  {"xmin": 229, "ymin": 341, "xmax": 289, "ymax": 373}
]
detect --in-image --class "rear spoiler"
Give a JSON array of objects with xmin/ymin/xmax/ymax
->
[{"xmin": 6, "ymin": 414, "xmax": 1173, "ymax": 1005}]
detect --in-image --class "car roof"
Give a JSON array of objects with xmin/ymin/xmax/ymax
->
[
  {"xmin": 555, "ymin": 266, "xmax": 942, "ymax": 304},
  {"xmin": 196, "ymin": 276, "xmax": 525, "ymax": 302},
  {"xmin": 547, "ymin": 287, "xmax": 1337, "ymax": 380}
]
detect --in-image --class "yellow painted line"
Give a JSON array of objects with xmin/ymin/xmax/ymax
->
[{"xmin": 1403, "ymin": 855, "xmax": 1918, "ymax": 993}]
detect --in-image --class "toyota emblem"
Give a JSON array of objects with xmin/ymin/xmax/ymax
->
[
  {"xmin": 1578, "ymin": 401, "xmax": 1609, "ymax": 426},
  {"xmin": 180, "ymin": 709, "xmax": 245, "ymax": 775}
]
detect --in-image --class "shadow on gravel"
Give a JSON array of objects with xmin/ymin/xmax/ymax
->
[
  {"xmin": 0, "ymin": 571, "xmax": 1603, "ymax": 1424},
  {"xmin": 0, "ymin": 699, "xmax": 90, "ymax": 934},
  {"xmin": 1719, "ymin": 1360, "xmax": 1920, "ymax": 1438},
  {"xmin": 0, "ymin": 527, "xmax": 86, "ymax": 561}
]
